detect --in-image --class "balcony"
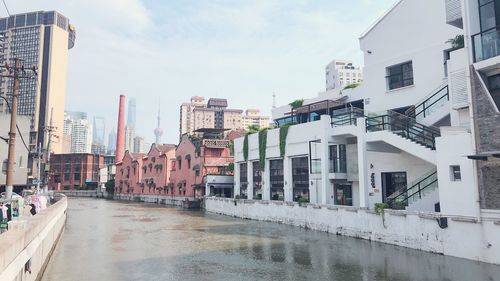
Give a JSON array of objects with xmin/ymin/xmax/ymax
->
[
  {"xmin": 445, "ymin": 0, "xmax": 463, "ymax": 29},
  {"xmin": 473, "ymin": 27, "xmax": 500, "ymax": 63}
]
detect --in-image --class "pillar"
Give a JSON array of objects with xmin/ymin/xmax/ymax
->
[
  {"xmin": 356, "ymin": 117, "xmax": 369, "ymax": 208},
  {"xmin": 234, "ymin": 162, "xmax": 240, "ymax": 198},
  {"xmin": 320, "ymin": 115, "xmax": 331, "ymax": 205},
  {"xmin": 284, "ymin": 156, "xmax": 293, "ymax": 202},
  {"xmin": 247, "ymin": 161, "xmax": 254, "ymax": 199},
  {"xmin": 262, "ymin": 159, "xmax": 271, "ymax": 200}
]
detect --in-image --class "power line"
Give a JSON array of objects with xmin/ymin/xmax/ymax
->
[
  {"xmin": 0, "ymin": 95, "xmax": 30, "ymax": 152},
  {"xmin": 1, "ymin": 0, "xmax": 10, "ymax": 17}
]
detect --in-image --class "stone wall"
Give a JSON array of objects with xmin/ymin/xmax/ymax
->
[
  {"xmin": 114, "ymin": 194, "xmax": 201, "ymax": 209},
  {"xmin": 205, "ymin": 197, "xmax": 500, "ymax": 265},
  {"xmin": 470, "ymin": 67, "xmax": 500, "ymax": 209},
  {"xmin": 0, "ymin": 197, "xmax": 67, "ymax": 281}
]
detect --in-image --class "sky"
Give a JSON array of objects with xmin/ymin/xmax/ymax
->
[{"xmin": 6, "ymin": 0, "xmax": 397, "ymax": 145}]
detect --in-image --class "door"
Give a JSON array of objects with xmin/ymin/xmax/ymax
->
[
  {"xmin": 334, "ymin": 183, "xmax": 353, "ymax": 206},
  {"xmin": 381, "ymin": 172, "xmax": 407, "ymax": 203}
]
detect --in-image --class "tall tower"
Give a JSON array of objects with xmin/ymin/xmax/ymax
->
[
  {"xmin": 0, "ymin": 11, "xmax": 76, "ymax": 154},
  {"xmin": 115, "ymin": 95, "xmax": 126, "ymax": 162},
  {"xmin": 154, "ymin": 103, "xmax": 163, "ymax": 144}
]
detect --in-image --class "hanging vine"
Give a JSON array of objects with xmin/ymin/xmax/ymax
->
[
  {"xmin": 243, "ymin": 135, "xmax": 249, "ymax": 161},
  {"xmin": 279, "ymin": 124, "xmax": 290, "ymax": 158},
  {"xmin": 258, "ymin": 129, "xmax": 268, "ymax": 171}
]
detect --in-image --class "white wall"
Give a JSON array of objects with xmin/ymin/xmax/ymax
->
[
  {"xmin": 0, "ymin": 114, "xmax": 30, "ymax": 185},
  {"xmin": 359, "ymin": 0, "xmax": 461, "ymax": 112},
  {"xmin": 206, "ymin": 197, "xmax": 500, "ymax": 265},
  {"xmin": 436, "ymin": 128, "xmax": 480, "ymax": 217}
]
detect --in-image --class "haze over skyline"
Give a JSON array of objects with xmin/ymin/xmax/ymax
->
[{"xmin": 6, "ymin": 0, "xmax": 396, "ymax": 144}]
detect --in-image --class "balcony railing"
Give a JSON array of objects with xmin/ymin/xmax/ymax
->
[
  {"xmin": 473, "ymin": 27, "xmax": 500, "ymax": 62},
  {"xmin": 331, "ymin": 107, "xmax": 364, "ymax": 127}
]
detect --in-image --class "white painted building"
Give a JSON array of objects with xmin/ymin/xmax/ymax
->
[
  {"xmin": 235, "ymin": 0, "xmax": 495, "ymax": 219},
  {"xmin": 325, "ymin": 59, "xmax": 363, "ymax": 91}
]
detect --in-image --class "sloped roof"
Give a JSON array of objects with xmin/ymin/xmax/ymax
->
[
  {"xmin": 157, "ymin": 144, "xmax": 176, "ymax": 153},
  {"xmin": 359, "ymin": 0, "xmax": 403, "ymax": 39}
]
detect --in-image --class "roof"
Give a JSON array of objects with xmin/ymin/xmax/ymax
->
[
  {"xmin": 157, "ymin": 144, "xmax": 176, "ymax": 153},
  {"xmin": 359, "ymin": 0, "xmax": 403, "ymax": 39},
  {"xmin": 131, "ymin": 153, "xmax": 145, "ymax": 160}
]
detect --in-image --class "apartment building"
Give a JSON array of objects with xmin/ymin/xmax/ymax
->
[
  {"xmin": 325, "ymin": 59, "xmax": 363, "ymax": 90},
  {"xmin": 179, "ymin": 96, "xmax": 269, "ymax": 138}
]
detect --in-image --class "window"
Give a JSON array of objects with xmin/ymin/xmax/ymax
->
[
  {"xmin": 178, "ymin": 159, "xmax": 182, "ymax": 170},
  {"xmin": 386, "ymin": 61, "xmax": 413, "ymax": 90},
  {"xmin": 292, "ymin": 157, "xmax": 309, "ymax": 202},
  {"xmin": 450, "ymin": 165, "xmax": 461, "ymax": 181},
  {"xmin": 252, "ymin": 161, "xmax": 262, "ymax": 200},
  {"xmin": 329, "ymin": 144, "xmax": 347, "ymax": 173},
  {"xmin": 240, "ymin": 163, "xmax": 248, "ymax": 199},
  {"xmin": 187, "ymin": 159, "xmax": 191, "ymax": 169},
  {"xmin": 269, "ymin": 159, "xmax": 284, "ymax": 201}
]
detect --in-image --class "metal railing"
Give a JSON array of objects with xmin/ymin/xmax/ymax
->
[
  {"xmin": 386, "ymin": 170, "xmax": 438, "ymax": 209},
  {"xmin": 331, "ymin": 107, "xmax": 364, "ymax": 127},
  {"xmin": 405, "ymin": 85, "xmax": 449, "ymax": 121},
  {"xmin": 365, "ymin": 111, "xmax": 441, "ymax": 150}
]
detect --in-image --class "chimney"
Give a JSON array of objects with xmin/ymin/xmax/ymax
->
[{"xmin": 115, "ymin": 95, "xmax": 126, "ymax": 162}]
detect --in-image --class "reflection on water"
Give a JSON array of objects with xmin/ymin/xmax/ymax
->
[{"xmin": 42, "ymin": 198, "xmax": 500, "ymax": 281}]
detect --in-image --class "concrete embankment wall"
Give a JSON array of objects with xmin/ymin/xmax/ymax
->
[
  {"xmin": 114, "ymin": 194, "xmax": 201, "ymax": 209},
  {"xmin": 57, "ymin": 190, "xmax": 107, "ymax": 198},
  {"xmin": 205, "ymin": 197, "xmax": 500, "ymax": 265},
  {"xmin": 0, "ymin": 197, "xmax": 67, "ymax": 281}
]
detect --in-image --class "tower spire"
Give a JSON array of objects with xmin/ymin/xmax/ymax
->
[
  {"xmin": 272, "ymin": 92, "xmax": 276, "ymax": 109},
  {"xmin": 154, "ymin": 99, "xmax": 163, "ymax": 144}
]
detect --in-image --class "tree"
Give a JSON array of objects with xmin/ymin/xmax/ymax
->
[{"xmin": 105, "ymin": 179, "xmax": 115, "ymax": 194}]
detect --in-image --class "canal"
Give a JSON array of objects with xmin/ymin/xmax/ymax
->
[{"xmin": 42, "ymin": 198, "xmax": 500, "ymax": 281}]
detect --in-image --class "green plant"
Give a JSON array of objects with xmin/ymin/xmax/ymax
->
[
  {"xmin": 226, "ymin": 162, "xmax": 234, "ymax": 173},
  {"xmin": 374, "ymin": 203, "xmax": 389, "ymax": 215},
  {"xmin": 243, "ymin": 135, "xmax": 249, "ymax": 161},
  {"xmin": 247, "ymin": 124, "xmax": 261, "ymax": 134},
  {"xmin": 258, "ymin": 129, "xmax": 268, "ymax": 171},
  {"xmin": 446, "ymin": 34, "xmax": 464, "ymax": 49},
  {"xmin": 279, "ymin": 123, "xmax": 290, "ymax": 157},
  {"xmin": 227, "ymin": 140, "xmax": 234, "ymax": 155},
  {"xmin": 234, "ymin": 194, "xmax": 241, "ymax": 200},
  {"xmin": 297, "ymin": 197, "xmax": 309, "ymax": 206},
  {"xmin": 343, "ymin": 83, "xmax": 360, "ymax": 90},
  {"xmin": 289, "ymin": 99, "xmax": 304, "ymax": 108},
  {"xmin": 392, "ymin": 201, "xmax": 405, "ymax": 210}
]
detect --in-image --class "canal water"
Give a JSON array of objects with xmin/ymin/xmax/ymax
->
[{"xmin": 42, "ymin": 198, "xmax": 500, "ymax": 281}]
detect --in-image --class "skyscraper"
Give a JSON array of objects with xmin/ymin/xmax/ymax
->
[
  {"xmin": 107, "ymin": 130, "xmax": 116, "ymax": 155},
  {"xmin": 63, "ymin": 111, "xmax": 92, "ymax": 153},
  {"xmin": 124, "ymin": 97, "xmax": 136, "ymax": 152},
  {"xmin": 92, "ymin": 116, "xmax": 106, "ymax": 146},
  {"xmin": 127, "ymin": 98, "xmax": 136, "ymax": 128},
  {"xmin": 0, "ymin": 11, "xmax": 76, "ymax": 154}
]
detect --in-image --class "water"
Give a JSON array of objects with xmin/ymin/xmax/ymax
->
[{"xmin": 42, "ymin": 198, "xmax": 500, "ymax": 281}]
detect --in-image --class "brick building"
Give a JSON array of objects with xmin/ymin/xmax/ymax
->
[
  {"xmin": 139, "ymin": 144, "xmax": 176, "ymax": 195},
  {"xmin": 49, "ymin": 153, "xmax": 104, "ymax": 190}
]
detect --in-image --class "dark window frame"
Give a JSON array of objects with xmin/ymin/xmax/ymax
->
[{"xmin": 386, "ymin": 61, "xmax": 414, "ymax": 90}]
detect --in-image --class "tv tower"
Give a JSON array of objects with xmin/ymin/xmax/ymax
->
[{"xmin": 154, "ymin": 102, "xmax": 163, "ymax": 144}]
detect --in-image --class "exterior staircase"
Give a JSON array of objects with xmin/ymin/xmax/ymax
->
[
  {"xmin": 405, "ymin": 83, "xmax": 450, "ymax": 126},
  {"xmin": 365, "ymin": 112, "xmax": 439, "ymax": 163},
  {"xmin": 386, "ymin": 169, "xmax": 439, "ymax": 211}
]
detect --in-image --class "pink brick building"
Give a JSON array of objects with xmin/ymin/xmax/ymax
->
[
  {"xmin": 140, "ymin": 144, "xmax": 176, "ymax": 195},
  {"xmin": 115, "ymin": 151, "xmax": 145, "ymax": 194},
  {"xmin": 169, "ymin": 133, "xmax": 235, "ymax": 198}
]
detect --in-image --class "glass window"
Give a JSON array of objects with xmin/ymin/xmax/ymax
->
[
  {"xmin": 252, "ymin": 161, "xmax": 262, "ymax": 200},
  {"xmin": 480, "ymin": 2, "xmax": 496, "ymax": 31},
  {"xmin": 26, "ymin": 13, "xmax": 37, "ymax": 26},
  {"xmin": 292, "ymin": 157, "xmax": 309, "ymax": 202},
  {"xmin": 15, "ymin": 15, "xmax": 25, "ymax": 28},
  {"xmin": 239, "ymin": 163, "xmax": 248, "ymax": 199},
  {"xmin": 450, "ymin": 165, "xmax": 461, "ymax": 181},
  {"xmin": 270, "ymin": 159, "xmax": 284, "ymax": 201},
  {"xmin": 386, "ymin": 61, "xmax": 413, "ymax": 90}
]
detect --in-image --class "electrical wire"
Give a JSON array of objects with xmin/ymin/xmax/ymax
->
[
  {"xmin": 1, "ymin": 0, "xmax": 10, "ymax": 17},
  {"xmin": 0, "ymin": 95, "xmax": 30, "ymax": 152}
]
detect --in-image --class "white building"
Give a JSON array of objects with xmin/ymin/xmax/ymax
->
[
  {"xmin": 63, "ymin": 111, "xmax": 92, "ymax": 153},
  {"xmin": 325, "ymin": 59, "xmax": 363, "ymax": 91},
  {"xmin": 242, "ymin": 109, "xmax": 270, "ymax": 129}
]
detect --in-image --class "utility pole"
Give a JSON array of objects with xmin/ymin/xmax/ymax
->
[
  {"xmin": 0, "ymin": 58, "xmax": 37, "ymax": 199},
  {"xmin": 43, "ymin": 108, "xmax": 56, "ymax": 194}
]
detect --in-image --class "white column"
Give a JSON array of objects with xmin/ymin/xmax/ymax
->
[
  {"xmin": 262, "ymin": 159, "xmax": 271, "ymax": 200},
  {"xmin": 356, "ymin": 117, "xmax": 369, "ymax": 208},
  {"xmin": 247, "ymin": 161, "xmax": 254, "ymax": 199},
  {"xmin": 284, "ymin": 157, "xmax": 293, "ymax": 202},
  {"xmin": 320, "ymin": 115, "xmax": 330, "ymax": 205},
  {"xmin": 234, "ymin": 162, "xmax": 240, "ymax": 198}
]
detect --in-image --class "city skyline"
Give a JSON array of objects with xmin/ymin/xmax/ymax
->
[{"xmin": 4, "ymin": 0, "xmax": 396, "ymax": 144}]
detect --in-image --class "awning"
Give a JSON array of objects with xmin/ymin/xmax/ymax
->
[
  {"xmin": 291, "ymin": 96, "xmax": 349, "ymax": 114},
  {"xmin": 467, "ymin": 151, "xmax": 500, "ymax": 161}
]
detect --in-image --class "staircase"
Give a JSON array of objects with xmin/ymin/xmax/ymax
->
[
  {"xmin": 405, "ymin": 83, "xmax": 450, "ymax": 126},
  {"xmin": 386, "ymin": 169, "xmax": 439, "ymax": 211},
  {"xmin": 366, "ymin": 112, "xmax": 441, "ymax": 150}
]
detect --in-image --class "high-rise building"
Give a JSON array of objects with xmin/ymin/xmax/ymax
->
[
  {"xmin": 133, "ymin": 136, "xmax": 145, "ymax": 153},
  {"xmin": 92, "ymin": 116, "xmax": 106, "ymax": 146},
  {"xmin": 179, "ymin": 96, "xmax": 269, "ymax": 138},
  {"xmin": 63, "ymin": 111, "xmax": 92, "ymax": 153},
  {"xmin": 124, "ymin": 98, "xmax": 136, "ymax": 153},
  {"xmin": 107, "ymin": 130, "xmax": 116, "ymax": 155},
  {"xmin": 325, "ymin": 59, "xmax": 363, "ymax": 91},
  {"xmin": 127, "ymin": 98, "xmax": 136, "ymax": 128},
  {"xmin": 0, "ymin": 11, "xmax": 76, "ymax": 154},
  {"xmin": 124, "ymin": 126, "xmax": 134, "ymax": 152}
]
